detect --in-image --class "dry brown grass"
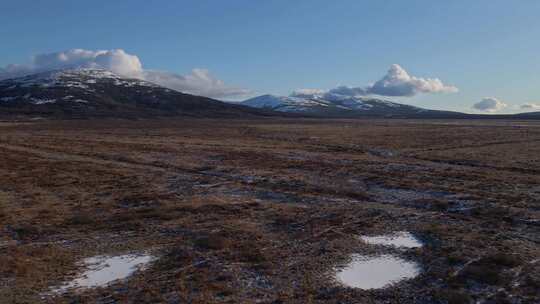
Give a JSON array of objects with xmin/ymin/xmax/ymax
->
[{"xmin": 0, "ymin": 118, "xmax": 539, "ymax": 303}]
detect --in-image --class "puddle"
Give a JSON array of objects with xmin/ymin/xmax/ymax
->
[
  {"xmin": 52, "ymin": 254, "xmax": 154, "ymax": 293},
  {"xmin": 359, "ymin": 231, "xmax": 423, "ymax": 249},
  {"xmin": 335, "ymin": 254, "xmax": 420, "ymax": 289}
]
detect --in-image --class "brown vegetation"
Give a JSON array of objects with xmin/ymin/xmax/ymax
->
[{"xmin": 0, "ymin": 118, "xmax": 539, "ymax": 303}]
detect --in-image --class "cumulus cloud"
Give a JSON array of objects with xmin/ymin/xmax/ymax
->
[
  {"xmin": 286, "ymin": 64, "xmax": 458, "ymax": 99},
  {"xmin": 0, "ymin": 49, "xmax": 248, "ymax": 99},
  {"xmin": 290, "ymin": 88, "xmax": 327, "ymax": 98},
  {"xmin": 328, "ymin": 86, "xmax": 368, "ymax": 97},
  {"xmin": 0, "ymin": 64, "xmax": 32, "ymax": 80},
  {"xmin": 0, "ymin": 49, "xmax": 143, "ymax": 79},
  {"xmin": 520, "ymin": 103, "xmax": 540, "ymax": 111},
  {"xmin": 472, "ymin": 97, "xmax": 508, "ymax": 113},
  {"xmin": 367, "ymin": 64, "xmax": 458, "ymax": 97},
  {"xmin": 143, "ymin": 69, "xmax": 249, "ymax": 98}
]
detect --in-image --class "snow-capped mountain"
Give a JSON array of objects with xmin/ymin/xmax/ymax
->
[
  {"xmin": 241, "ymin": 95, "xmax": 335, "ymax": 112},
  {"xmin": 0, "ymin": 68, "xmax": 268, "ymax": 118},
  {"xmin": 241, "ymin": 94, "xmax": 435, "ymax": 117},
  {"xmin": 0, "ymin": 69, "xmax": 511, "ymax": 120},
  {"xmin": 240, "ymin": 94, "xmax": 540, "ymax": 119}
]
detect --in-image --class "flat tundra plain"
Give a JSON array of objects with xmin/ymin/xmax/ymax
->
[{"xmin": 0, "ymin": 119, "xmax": 539, "ymax": 303}]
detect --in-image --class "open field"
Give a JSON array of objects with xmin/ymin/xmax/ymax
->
[{"xmin": 0, "ymin": 118, "xmax": 539, "ymax": 303}]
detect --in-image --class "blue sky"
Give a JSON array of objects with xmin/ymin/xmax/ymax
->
[{"xmin": 1, "ymin": 0, "xmax": 540, "ymax": 112}]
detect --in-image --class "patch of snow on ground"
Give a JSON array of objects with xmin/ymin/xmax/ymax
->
[
  {"xmin": 335, "ymin": 254, "xmax": 420, "ymax": 289},
  {"xmin": 51, "ymin": 254, "xmax": 154, "ymax": 293}
]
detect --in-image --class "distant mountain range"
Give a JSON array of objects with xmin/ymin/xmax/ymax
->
[
  {"xmin": 0, "ymin": 69, "xmax": 538, "ymax": 120},
  {"xmin": 0, "ymin": 69, "xmax": 272, "ymax": 119},
  {"xmin": 240, "ymin": 94, "xmax": 540, "ymax": 119},
  {"xmin": 240, "ymin": 94, "xmax": 466, "ymax": 118}
]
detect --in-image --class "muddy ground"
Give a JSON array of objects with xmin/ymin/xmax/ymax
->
[{"xmin": 0, "ymin": 118, "xmax": 539, "ymax": 303}]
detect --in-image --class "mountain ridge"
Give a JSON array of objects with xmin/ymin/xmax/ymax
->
[
  {"xmin": 0, "ymin": 68, "xmax": 274, "ymax": 119},
  {"xmin": 240, "ymin": 94, "xmax": 540, "ymax": 119},
  {"xmin": 240, "ymin": 94, "xmax": 468, "ymax": 118},
  {"xmin": 1, "ymin": 69, "xmax": 539, "ymax": 120}
]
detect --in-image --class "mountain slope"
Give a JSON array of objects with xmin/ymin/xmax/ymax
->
[
  {"xmin": 242, "ymin": 95, "xmax": 336, "ymax": 113},
  {"xmin": 241, "ymin": 94, "xmax": 464, "ymax": 118},
  {"xmin": 514, "ymin": 111, "xmax": 540, "ymax": 119},
  {"xmin": 0, "ymin": 69, "xmax": 271, "ymax": 118}
]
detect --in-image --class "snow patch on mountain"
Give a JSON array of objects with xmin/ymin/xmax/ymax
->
[
  {"xmin": 31, "ymin": 98, "xmax": 56, "ymax": 105},
  {"xmin": 1, "ymin": 68, "xmax": 158, "ymax": 92},
  {"xmin": 240, "ymin": 93, "xmax": 425, "ymax": 116},
  {"xmin": 0, "ymin": 67, "xmax": 265, "ymax": 118}
]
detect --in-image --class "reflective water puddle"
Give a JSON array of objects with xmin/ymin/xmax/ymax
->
[
  {"xmin": 359, "ymin": 231, "xmax": 423, "ymax": 249},
  {"xmin": 335, "ymin": 254, "xmax": 420, "ymax": 289},
  {"xmin": 52, "ymin": 254, "xmax": 154, "ymax": 293}
]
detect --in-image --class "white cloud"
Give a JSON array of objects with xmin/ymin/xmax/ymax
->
[
  {"xmin": 367, "ymin": 64, "xmax": 458, "ymax": 97},
  {"xmin": 0, "ymin": 49, "xmax": 143, "ymax": 78},
  {"xmin": 142, "ymin": 69, "xmax": 249, "ymax": 99},
  {"xmin": 0, "ymin": 49, "xmax": 248, "ymax": 99},
  {"xmin": 328, "ymin": 86, "xmax": 368, "ymax": 97},
  {"xmin": 520, "ymin": 103, "xmax": 540, "ymax": 111},
  {"xmin": 290, "ymin": 88, "xmax": 327, "ymax": 98},
  {"xmin": 0, "ymin": 64, "xmax": 34, "ymax": 80},
  {"xmin": 286, "ymin": 64, "xmax": 458, "ymax": 99},
  {"xmin": 472, "ymin": 97, "xmax": 508, "ymax": 113}
]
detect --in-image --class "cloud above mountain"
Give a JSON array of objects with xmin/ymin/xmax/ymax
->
[
  {"xmin": 142, "ymin": 69, "xmax": 249, "ymax": 99},
  {"xmin": 290, "ymin": 88, "xmax": 327, "ymax": 98},
  {"xmin": 327, "ymin": 86, "xmax": 368, "ymax": 97},
  {"xmin": 290, "ymin": 64, "xmax": 458, "ymax": 99},
  {"xmin": 472, "ymin": 97, "xmax": 508, "ymax": 112},
  {"xmin": 0, "ymin": 49, "xmax": 144, "ymax": 80},
  {"xmin": 0, "ymin": 49, "xmax": 249, "ymax": 98},
  {"xmin": 366, "ymin": 64, "xmax": 458, "ymax": 96},
  {"xmin": 520, "ymin": 103, "xmax": 540, "ymax": 111}
]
